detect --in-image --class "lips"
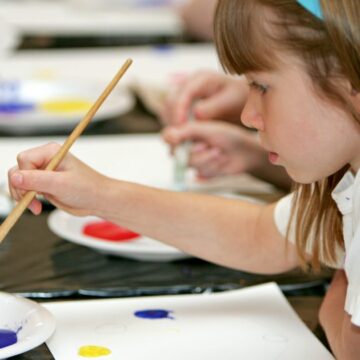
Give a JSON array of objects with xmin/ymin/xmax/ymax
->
[
  {"xmin": 258, "ymin": 137, "xmax": 279, "ymax": 163},
  {"xmin": 268, "ymin": 152, "xmax": 279, "ymax": 163}
]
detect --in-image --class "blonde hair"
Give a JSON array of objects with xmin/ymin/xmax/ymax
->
[{"xmin": 214, "ymin": 0, "xmax": 360, "ymax": 270}]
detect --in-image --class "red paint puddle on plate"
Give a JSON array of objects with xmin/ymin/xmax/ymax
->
[{"xmin": 82, "ymin": 221, "xmax": 140, "ymax": 242}]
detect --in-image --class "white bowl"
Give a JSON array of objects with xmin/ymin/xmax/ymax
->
[{"xmin": 0, "ymin": 293, "xmax": 55, "ymax": 359}]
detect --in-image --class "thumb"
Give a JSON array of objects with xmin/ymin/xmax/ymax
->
[
  {"xmin": 162, "ymin": 124, "xmax": 201, "ymax": 145},
  {"xmin": 178, "ymin": 122, "xmax": 220, "ymax": 143},
  {"xmin": 10, "ymin": 169, "xmax": 61, "ymax": 196}
]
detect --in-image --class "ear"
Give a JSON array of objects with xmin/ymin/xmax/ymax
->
[
  {"xmin": 347, "ymin": 80, "xmax": 360, "ymax": 112},
  {"xmin": 350, "ymin": 88, "xmax": 360, "ymax": 112},
  {"xmin": 350, "ymin": 87, "xmax": 358, "ymax": 96}
]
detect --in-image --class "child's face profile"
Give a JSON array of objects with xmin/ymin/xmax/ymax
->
[{"xmin": 241, "ymin": 54, "xmax": 360, "ymax": 184}]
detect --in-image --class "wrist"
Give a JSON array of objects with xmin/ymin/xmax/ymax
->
[{"xmin": 91, "ymin": 175, "xmax": 118, "ymax": 219}]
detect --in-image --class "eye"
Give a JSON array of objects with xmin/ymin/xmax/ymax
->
[{"xmin": 248, "ymin": 80, "xmax": 268, "ymax": 95}]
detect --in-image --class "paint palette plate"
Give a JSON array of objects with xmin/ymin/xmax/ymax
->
[
  {"xmin": 47, "ymin": 210, "xmax": 190, "ymax": 262},
  {"xmin": 0, "ymin": 292, "xmax": 55, "ymax": 359},
  {"xmin": 0, "ymin": 79, "xmax": 134, "ymax": 134}
]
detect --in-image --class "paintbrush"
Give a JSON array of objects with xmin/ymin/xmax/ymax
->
[{"xmin": 0, "ymin": 58, "xmax": 133, "ymax": 243}]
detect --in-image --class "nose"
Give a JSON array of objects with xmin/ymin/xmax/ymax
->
[{"xmin": 241, "ymin": 97, "xmax": 265, "ymax": 131}]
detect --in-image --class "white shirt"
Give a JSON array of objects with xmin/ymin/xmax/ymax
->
[{"xmin": 274, "ymin": 170, "xmax": 360, "ymax": 326}]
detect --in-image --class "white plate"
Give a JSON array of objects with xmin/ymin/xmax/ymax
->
[
  {"xmin": 47, "ymin": 210, "xmax": 190, "ymax": 262},
  {"xmin": 0, "ymin": 79, "xmax": 134, "ymax": 134},
  {"xmin": 47, "ymin": 193, "xmax": 262, "ymax": 262},
  {"xmin": 0, "ymin": 293, "xmax": 55, "ymax": 359}
]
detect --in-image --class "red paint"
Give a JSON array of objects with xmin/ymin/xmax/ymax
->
[{"xmin": 83, "ymin": 221, "xmax": 140, "ymax": 242}]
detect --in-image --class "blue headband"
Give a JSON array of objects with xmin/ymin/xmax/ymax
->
[{"xmin": 297, "ymin": 0, "xmax": 323, "ymax": 20}]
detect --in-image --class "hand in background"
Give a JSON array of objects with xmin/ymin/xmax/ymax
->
[
  {"xmin": 160, "ymin": 70, "xmax": 248, "ymax": 126},
  {"xmin": 163, "ymin": 120, "xmax": 264, "ymax": 179}
]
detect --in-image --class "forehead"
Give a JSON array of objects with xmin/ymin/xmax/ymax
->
[{"xmin": 245, "ymin": 53, "xmax": 308, "ymax": 82}]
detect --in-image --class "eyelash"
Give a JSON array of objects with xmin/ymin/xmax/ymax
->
[{"xmin": 248, "ymin": 81, "xmax": 268, "ymax": 95}]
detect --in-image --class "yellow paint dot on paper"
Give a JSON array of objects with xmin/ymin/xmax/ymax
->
[
  {"xmin": 41, "ymin": 99, "xmax": 92, "ymax": 114},
  {"xmin": 78, "ymin": 345, "xmax": 112, "ymax": 358}
]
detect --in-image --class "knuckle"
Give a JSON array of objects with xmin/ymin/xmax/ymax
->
[
  {"xmin": 46, "ymin": 142, "xmax": 61, "ymax": 153},
  {"xmin": 16, "ymin": 151, "xmax": 29, "ymax": 165},
  {"xmin": 8, "ymin": 166, "xmax": 18, "ymax": 177}
]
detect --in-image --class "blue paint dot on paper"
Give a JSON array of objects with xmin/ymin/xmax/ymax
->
[
  {"xmin": 0, "ymin": 102, "xmax": 35, "ymax": 113},
  {"xmin": 152, "ymin": 44, "xmax": 174, "ymax": 54},
  {"xmin": 0, "ymin": 329, "xmax": 17, "ymax": 349},
  {"xmin": 134, "ymin": 309, "xmax": 174, "ymax": 320}
]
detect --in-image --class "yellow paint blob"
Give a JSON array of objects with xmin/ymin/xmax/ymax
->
[
  {"xmin": 41, "ymin": 99, "xmax": 92, "ymax": 113},
  {"xmin": 33, "ymin": 68, "xmax": 57, "ymax": 80},
  {"xmin": 78, "ymin": 345, "xmax": 112, "ymax": 358}
]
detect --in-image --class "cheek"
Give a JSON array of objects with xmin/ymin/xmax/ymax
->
[
  {"xmin": 266, "ymin": 101, "xmax": 321, "ymax": 151},
  {"xmin": 282, "ymin": 130, "xmax": 325, "ymax": 166}
]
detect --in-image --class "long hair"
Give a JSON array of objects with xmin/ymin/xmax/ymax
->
[{"xmin": 214, "ymin": 0, "xmax": 360, "ymax": 270}]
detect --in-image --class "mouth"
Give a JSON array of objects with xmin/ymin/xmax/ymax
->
[{"xmin": 268, "ymin": 152, "xmax": 279, "ymax": 164}]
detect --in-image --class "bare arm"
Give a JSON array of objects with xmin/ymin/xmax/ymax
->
[
  {"xmin": 177, "ymin": 0, "xmax": 217, "ymax": 41},
  {"xmin": 97, "ymin": 178, "xmax": 298, "ymax": 273},
  {"xmin": 319, "ymin": 270, "xmax": 360, "ymax": 359}
]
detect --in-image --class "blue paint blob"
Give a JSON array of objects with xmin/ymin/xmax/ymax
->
[
  {"xmin": 134, "ymin": 309, "xmax": 174, "ymax": 320},
  {"xmin": 152, "ymin": 44, "xmax": 173, "ymax": 54},
  {"xmin": 0, "ymin": 102, "xmax": 35, "ymax": 113},
  {"xmin": 0, "ymin": 329, "xmax": 17, "ymax": 349}
]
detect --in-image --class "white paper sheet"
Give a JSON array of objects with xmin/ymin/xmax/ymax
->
[{"xmin": 43, "ymin": 283, "xmax": 333, "ymax": 360}]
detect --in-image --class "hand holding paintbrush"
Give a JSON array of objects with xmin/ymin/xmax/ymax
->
[{"xmin": 0, "ymin": 59, "xmax": 132, "ymax": 243}]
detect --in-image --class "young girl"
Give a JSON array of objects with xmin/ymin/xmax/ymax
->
[{"xmin": 7, "ymin": 1, "xmax": 360, "ymax": 357}]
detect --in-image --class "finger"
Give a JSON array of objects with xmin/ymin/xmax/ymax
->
[
  {"xmin": 27, "ymin": 198, "xmax": 43, "ymax": 215},
  {"xmin": 16, "ymin": 142, "xmax": 61, "ymax": 170},
  {"xmin": 160, "ymin": 83, "xmax": 184, "ymax": 125},
  {"xmin": 164, "ymin": 122, "xmax": 223, "ymax": 150},
  {"xmin": 197, "ymin": 165, "xmax": 219, "ymax": 179},
  {"xmin": 191, "ymin": 141, "xmax": 208, "ymax": 153},
  {"xmin": 197, "ymin": 153, "xmax": 228, "ymax": 178},
  {"xmin": 194, "ymin": 91, "xmax": 232, "ymax": 120},
  {"xmin": 8, "ymin": 165, "xmax": 18, "ymax": 196},
  {"xmin": 174, "ymin": 72, "xmax": 221, "ymax": 124},
  {"xmin": 189, "ymin": 147, "xmax": 222, "ymax": 170},
  {"xmin": 8, "ymin": 167, "xmax": 43, "ymax": 214},
  {"xmin": 9, "ymin": 169, "xmax": 63, "ymax": 196},
  {"xmin": 8, "ymin": 166, "xmax": 26, "ymax": 202},
  {"xmin": 162, "ymin": 124, "xmax": 202, "ymax": 146}
]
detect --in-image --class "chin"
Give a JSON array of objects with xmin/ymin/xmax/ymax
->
[{"xmin": 285, "ymin": 169, "xmax": 322, "ymax": 185}]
